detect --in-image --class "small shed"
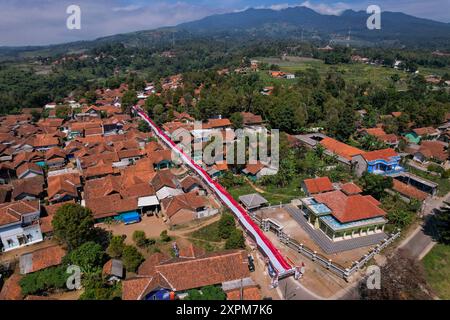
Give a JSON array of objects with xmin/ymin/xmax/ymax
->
[
  {"xmin": 239, "ymin": 193, "xmax": 268, "ymax": 211},
  {"xmin": 103, "ymin": 259, "xmax": 124, "ymax": 282}
]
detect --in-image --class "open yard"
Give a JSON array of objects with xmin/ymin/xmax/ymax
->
[
  {"xmin": 228, "ymin": 177, "xmax": 304, "ymax": 205},
  {"xmin": 422, "ymin": 243, "xmax": 450, "ymax": 299}
]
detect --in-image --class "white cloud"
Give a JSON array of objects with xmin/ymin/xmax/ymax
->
[{"xmin": 300, "ymin": 1, "xmax": 350, "ymax": 15}]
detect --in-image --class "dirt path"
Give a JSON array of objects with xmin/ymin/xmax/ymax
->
[
  {"xmin": 244, "ymin": 177, "xmax": 266, "ymax": 194},
  {"xmin": 168, "ymin": 214, "xmax": 221, "ymax": 237}
]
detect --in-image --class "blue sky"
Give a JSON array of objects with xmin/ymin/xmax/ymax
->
[{"xmin": 0, "ymin": 0, "xmax": 449, "ymax": 46}]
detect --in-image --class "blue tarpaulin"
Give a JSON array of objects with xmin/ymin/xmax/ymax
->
[{"xmin": 117, "ymin": 211, "xmax": 141, "ymax": 225}]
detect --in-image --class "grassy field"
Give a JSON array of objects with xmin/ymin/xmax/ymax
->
[
  {"xmin": 190, "ymin": 220, "xmax": 222, "ymax": 242},
  {"xmin": 228, "ymin": 177, "xmax": 304, "ymax": 205},
  {"xmin": 256, "ymin": 56, "xmax": 450, "ymax": 88},
  {"xmin": 422, "ymin": 244, "xmax": 450, "ymax": 299}
]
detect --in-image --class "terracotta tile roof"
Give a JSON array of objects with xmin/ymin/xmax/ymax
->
[
  {"xmin": 205, "ymin": 118, "xmax": 232, "ymax": 129},
  {"xmin": 303, "ymin": 177, "xmax": 334, "ymax": 194},
  {"xmin": 20, "ymin": 245, "xmax": 66, "ymax": 274},
  {"xmin": 413, "ymin": 127, "xmax": 439, "ymax": 136},
  {"xmin": 226, "ymin": 286, "xmax": 261, "ymax": 300},
  {"xmin": 314, "ymin": 190, "xmax": 387, "ymax": 223},
  {"xmin": 85, "ymin": 193, "xmax": 138, "ymax": 219},
  {"xmin": 179, "ymin": 244, "xmax": 206, "ymax": 259},
  {"xmin": 173, "ymin": 111, "xmax": 194, "ymax": 122},
  {"xmin": 31, "ymin": 134, "xmax": 59, "ymax": 148},
  {"xmin": 45, "ymin": 147, "xmax": 66, "ymax": 160},
  {"xmin": 12, "ymin": 176, "xmax": 44, "ymax": 200},
  {"xmin": 84, "ymin": 163, "xmax": 114, "ymax": 178},
  {"xmin": 121, "ymin": 276, "xmax": 155, "ymax": 300},
  {"xmin": 213, "ymin": 161, "xmax": 229, "ymax": 171},
  {"xmin": 0, "ymin": 200, "xmax": 39, "ymax": 226},
  {"xmin": 16, "ymin": 162, "xmax": 43, "ymax": 178},
  {"xmin": 418, "ymin": 141, "xmax": 448, "ymax": 162},
  {"xmin": 161, "ymin": 192, "xmax": 208, "ymax": 218},
  {"xmin": 37, "ymin": 118, "xmax": 64, "ymax": 128},
  {"xmin": 180, "ymin": 176, "xmax": 204, "ymax": 191},
  {"xmin": 47, "ymin": 173, "xmax": 81, "ymax": 202},
  {"xmin": 12, "ymin": 151, "xmax": 44, "ymax": 168},
  {"xmin": 151, "ymin": 171, "xmax": 178, "ymax": 191},
  {"xmin": 391, "ymin": 112, "xmax": 403, "ymax": 118},
  {"xmin": 154, "ymin": 250, "xmax": 250, "ymax": 292},
  {"xmin": 341, "ymin": 182, "xmax": 363, "ymax": 195},
  {"xmin": 362, "ymin": 148, "xmax": 398, "ymax": 162},
  {"xmin": 364, "ymin": 128, "xmax": 386, "ymax": 137},
  {"xmin": 243, "ymin": 162, "xmax": 265, "ymax": 175},
  {"xmin": 393, "ymin": 180, "xmax": 429, "ymax": 201},
  {"xmin": 148, "ymin": 149, "xmax": 173, "ymax": 164},
  {"xmin": 241, "ymin": 112, "xmax": 263, "ymax": 125},
  {"xmin": 0, "ymin": 273, "xmax": 23, "ymax": 300},
  {"xmin": 138, "ymin": 253, "xmax": 171, "ymax": 276},
  {"xmin": 163, "ymin": 121, "xmax": 194, "ymax": 135},
  {"xmin": 320, "ymin": 137, "xmax": 363, "ymax": 160}
]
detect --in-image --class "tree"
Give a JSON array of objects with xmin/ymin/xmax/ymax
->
[
  {"xmin": 225, "ymin": 229, "xmax": 246, "ymax": 250},
  {"xmin": 20, "ymin": 266, "xmax": 69, "ymax": 296},
  {"xmin": 121, "ymin": 90, "xmax": 138, "ymax": 114},
  {"xmin": 186, "ymin": 285, "xmax": 227, "ymax": 300},
  {"xmin": 387, "ymin": 209, "xmax": 413, "ymax": 229},
  {"xmin": 137, "ymin": 120, "xmax": 150, "ymax": 133},
  {"xmin": 230, "ymin": 112, "xmax": 244, "ymax": 129},
  {"xmin": 218, "ymin": 213, "xmax": 235, "ymax": 239},
  {"xmin": 160, "ymin": 230, "xmax": 171, "ymax": 242},
  {"xmin": 66, "ymin": 242, "xmax": 105, "ymax": 273},
  {"xmin": 79, "ymin": 270, "xmax": 121, "ymax": 300},
  {"xmin": 52, "ymin": 203, "xmax": 95, "ymax": 251},
  {"xmin": 106, "ymin": 235, "xmax": 125, "ymax": 258},
  {"xmin": 360, "ymin": 173, "xmax": 393, "ymax": 199},
  {"xmin": 133, "ymin": 230, "xmax": 148, "ymax": 248},
  {"xmin": 122, "ymin": 245, "xmax": 144, "ymax": 272},
  {"xmin": 435, "ymin": 205, "xmax": 450, "ymax": 244},
  {"xmin": 359, "ymin": 252, "xmax": 433, "ymax": 300}
]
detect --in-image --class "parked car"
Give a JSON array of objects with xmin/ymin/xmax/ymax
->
[{"xmin": 248, "ymin": 255, "xmax": 255, "ymax": 272}]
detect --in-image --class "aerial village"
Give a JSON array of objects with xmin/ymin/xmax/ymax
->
[{"xmin": 0, "ymin": 64, "xmax": 449, "ymax": 301}]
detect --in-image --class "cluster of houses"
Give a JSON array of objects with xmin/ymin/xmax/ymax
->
[
  {"xmin": 0, "ymin": 92, "xmax": 224, "ymax": 254},
  {"xmin": 295, "ymin": 110, "xmax": 449, "ymax": 202},
  {"xmin": 0, "ymin": 242, "xmax": 262, "ymax": 301},
  {"xmin": 161, "ymin": 111, "xmax": 276, "ymax": 181}
]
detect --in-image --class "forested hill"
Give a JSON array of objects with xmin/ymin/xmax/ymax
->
[
  {"xmin": 1, "ymin": 6, "xmax": 450, "ymax": 60},
  {"xmin": 177, "ymin": 7, "xmax": 450, "ymax": 48}
]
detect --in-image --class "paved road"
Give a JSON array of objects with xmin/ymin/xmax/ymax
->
[
  {"xmin": 278, "ymin": 277, "xmax": 321, "ymax": 300},
  {"xmin": 399, "ymin": 194, "xmax": 448, "ymax": 260}
]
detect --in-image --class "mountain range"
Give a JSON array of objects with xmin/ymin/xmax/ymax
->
[{"xmin": 1, "ymin": 6, "xmax": 450, "ymax": 58}]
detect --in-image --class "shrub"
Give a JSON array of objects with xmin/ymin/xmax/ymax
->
[
  {"xmin": 428, "ymin": 163, "xmax": 444, "ymax": 175},
  {"xmin": 225, "ymin": 229, "xmax": 246, "ymax": 250},
  {"xmin": 122, "ymin": 246, "xmax": 144, "ymax": 272},
  {"xmin": 106, "ymin": 235, "xmax": 125, "ymax": 258},
  {"xmin": 160, "ymin": 230, "xmax": 171, "ymax": 242},
  {"xmin": 20, "ymin": 266, "xmax": 69, "ymax": 296},
  {"xmin": 186, "ymin": 285, "xmax": 226, "ymax": 300},
  {"xmin": 218, "ymin": 213, "xmax": 235, "ymax": 239},
  {"xmin": 132, "ymin": 231, "xmax": 147, "ymax": 248}
]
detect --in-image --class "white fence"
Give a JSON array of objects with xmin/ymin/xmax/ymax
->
[{"xmin": 252, "ymin": 213, "xmax": 400, "ymax": 281}]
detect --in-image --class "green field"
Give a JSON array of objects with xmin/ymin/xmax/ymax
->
[
  {"xmin": 422, "ymin": 244, "xmax": 450, "ymax": 299},
  {"xmin": 228, "ymin": 177, "xmax": 304, "ymax": 205},
  {"xmin": 256, "ymin": 56, "xmax": 450, "ymax": 88}
]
